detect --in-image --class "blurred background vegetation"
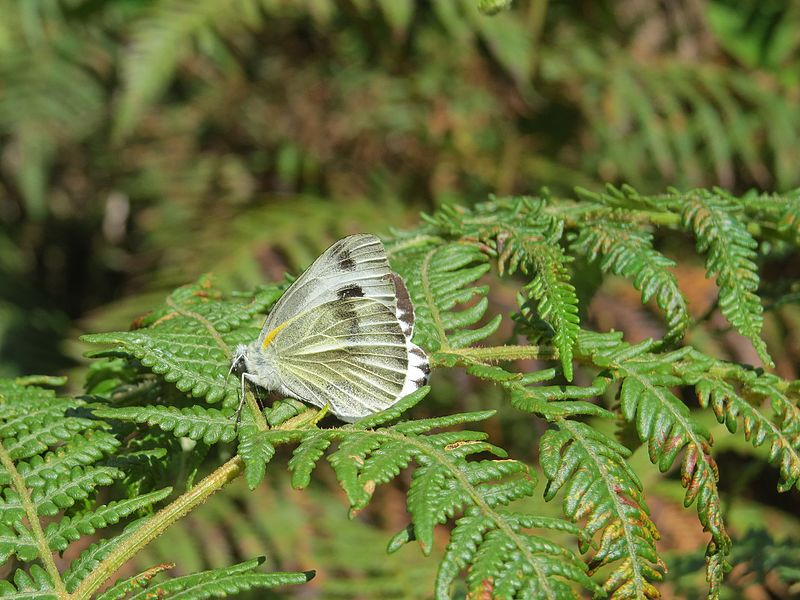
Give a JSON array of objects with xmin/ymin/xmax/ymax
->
[{"xmin": 1, "ymin": 0, "xmax": 800, "ymax": 597}]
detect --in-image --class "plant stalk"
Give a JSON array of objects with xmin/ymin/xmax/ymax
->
[
  {"xmin": 70, "ymin": 455, "xmax": 244, "ymax": 600},
  {"xmin": 435, "ymin": 344, "xmax": 558, "ymax": 364},
  {"xmin": 0, "ymin": 440, "xmax": 69, "ymax": 597}
]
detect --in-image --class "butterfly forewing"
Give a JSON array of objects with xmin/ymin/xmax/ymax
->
[
  {"xmin": 259, "ymin": 234, "xmax": 395, "ymax": 346},
  {"xmin": 270, "ymin": 297, "xmax": 409, "ymax": 421},
  {"xmin": 239, "ymin": 233, "xmax": 429, "ymax": 422}
]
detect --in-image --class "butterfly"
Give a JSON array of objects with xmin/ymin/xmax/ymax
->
[{"xmin": 231, "ymin": 234, "xmax": 429, "ymax": 423}]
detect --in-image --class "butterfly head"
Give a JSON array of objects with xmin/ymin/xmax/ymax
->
[
  {"xmin": 230, "ymin": 341, "xmax": 281, "ymax": 392},
  {"xmin": 229, "ymin": 344, "xmax": 248, "ymax": 376}
]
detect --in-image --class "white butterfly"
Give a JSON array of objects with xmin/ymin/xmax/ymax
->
[{"xmin": 231, "ymin": 234, "xmax": 429, "ymax": 422}]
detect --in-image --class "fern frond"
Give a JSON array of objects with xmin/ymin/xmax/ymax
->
[
  {"xmin": 0, "ymin": 521, "xmax": 38, "ymax": 564},
  {"xmin": 438, "ymin": 511, "xmax": 595, "ymax": 600},
  {"xmin": 469, "ymin": 364, "xmax": 611, "ymax": 419},
  {"xmin": 115, "ymin": 0, "xmax": 272, "ymax": 138},
  {"xmin": 389, "ymin": 241, "xmax": 501, "ymax": 353},
  {"xmin": 474, "ymin": 358, "xmax": 664, "ymax": 597},
  {"xmin": 58, "ymin": 189, "xmax": 800, "ymax": 598},
  {"xmin": 697, "ymin": 379, "xmax": 800, "ymax": 492},
  {"xmin": 555, "ymin": 41, "xmax": 800, "ymax": 189},
  {"xmin": 93, "ymin": 405, "xmax": 236, "ymax": 445},
  {"xmin": 62, "ymin": 518, "xmax": 149, "ymax": 592},
  {"xmin": 578, "ymin": 334, "xmax": 732, "ymax": 568},
  {"xmin": 681, "ymin": 191, "xmax": 771, "ymax": 365},
  {"xmin": 0, "ymin": 376, "xmax": 176, "ymax": 598},
  {"xmin": 0, "ymin": 381, "xmax": 91, "ymax": 464},
  {"xmin": 569, "ymin": 217, "xmax": 690, "ymax": 342},
  {"xmin": 669, "ymin": 529, "xmax": 800, "ymax": 596},
  {"xmin": 691, "ymin": 361, "xmax": 800, "ymax": 492},
  {"xmin": 2, "ymin": 431, "xmax": 121, "ymax": 491},
  {"xmin": 521, "ymin": 243, "xmax": 580, "ymax": 380},
  {"xmin": 0, "ymin": 51, "xmax": 104, "ymax": 216},
  {"xmin": 261, "ymin": 388, "xmax": 601, "ymax": 599},
  {"xmin": 96, "ymin": 557, "xmax": 313, "ymax": 600},
  {"xmin": 32, "ymin": 465, "xmax": 124, "ymax": 516},
  {"xmin": 82, "ymin": 276, "xmax": 280, "ymax": 408},
  {"xmin": 540, "ymin": 421, "xmax": 663, "ymax": 599},
  {"xmin": 421, "ymin": 198, "xmax": 579, "ymax": 378},
  {"xmin": 47, "ymin": 488, "xmax": 172, "ymax": 555},
  {"xmin": 237, "ymin": 418, "xmax": 276, "ymax": 490}
]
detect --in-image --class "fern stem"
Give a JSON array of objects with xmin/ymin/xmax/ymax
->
[
  {"xmin": 70, "ymin": 456, "xmax": 244, "ymax": 600},
  {"xmin": 246, "ymin": 390, "xmax": 269, "ymax": 432},
  {"xmin": 166, "ymin": 296, "xmax": 230, "ymax": 354},
  {"xmin": 433, "ymin": 344, "xmax": 558, "ymax": 364},
  {"xmin": 0, "ymin": 440, "xmax": 69, "ymax": 597}
]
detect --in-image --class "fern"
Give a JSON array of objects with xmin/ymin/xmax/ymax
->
[
  {"xmin": 236, "ymin": 415, "xmax": 276, "ymax": 490},
  {"xmin": 81, "ymin": 275, "xmax": 282, "ymax": 408},
  {"xmin": 688, "ymin": 355, "xmax": 800, "ymax": 493},
  {"xmin": 0, "ymin": 313, "xmax": 308, "ymax": 598},
  {"xmin": 681, "ymin": 190, "xmax": 772, "ymax": 365},
  {"xmin": 0, "ymin": 565, "xmax": 56, "ymax": 599},
  {"xmin": 92, "ymin": 405, "xmax": 236, "ymax": 445},
  {"xmin": 5, "ymin": 185, "xmax": 799, "ymax": 598},
  {"xmin": 82, "ymin": 268, "xmax": 598, "ymax": 597},
  {"xmin": 577, "ymin": 333, "xmax": 731, "ymax": 569},
  {"xmin": 540, "ymin": 421, "xmax": 663, "ymax": 599},
  {"xmin": 91, "ymin": 364, "xmax": 598, "ymax": 598},
  {"xmin": 463, "ymin": 364, "xmax": 665, "ymax": 597},
  {"xmin": 520, "ymin": 243, "xmax": 580, "ymax": 380},
  {"xmin": 568, "ymin": 205, "xmax": 690, "ymax": 343},
  {"xmin": 125, "ymin": 475, "xmax": 439, "ymax": 599},
  {"xmin": 275, "ymin": 390, "xmax": 602, "ymax": 600},
  {"xmin": 549, "ymin": 37, "xmax": 800, "ymax": 190},
  {"xmin": 667, "ymin": 528, "xmax": 800, "ymax": 597},
  {"xmin": 95, "ymin": 557, "xmax": 312, "ymax": 600},
  {"xmin": 0, "ymin": 48, "xmax": 103, "ymax": 217},
  {"xmin": 0, "ymin": 379, "xmax": 172, "ymax": 596},
  {"xmin": 388, "ymin": 235, "xmax": 502, "ymax": 355},
  {"xmin": 1, "ymin": 0, "xmax": 799, "ymax": 596},
  {"xmin": 114, "ymin": 0, "xmax": 272, "ymax": 138},
  {"xmin": 420, "ymin": 198, "xmax": 580, "ymax": 379}
]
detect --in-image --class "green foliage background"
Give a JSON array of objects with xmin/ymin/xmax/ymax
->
[{"xmin": 1, "ymin": 1, "xmax": 800, "ymax": 598}]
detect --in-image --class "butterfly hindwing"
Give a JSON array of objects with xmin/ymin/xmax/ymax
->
[
  {"xmin": 259, "ymin": 234, "xmax": 396, "ymax": 346},
  {"xmin": 269, "ymin": 297, "xmax": 412, "ymax": 421}
]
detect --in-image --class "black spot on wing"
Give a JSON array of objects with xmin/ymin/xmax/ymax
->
[
  {"xmin": 332, "ymin": 245, "xmax": 356, "ymax": 271},
  {"xmin": 337, "ymin": 284, "xmax": 365, "ymax": 299},
  {"xmin": 339, "ymin": 255, "xmax": 356, "ymax": 270}
]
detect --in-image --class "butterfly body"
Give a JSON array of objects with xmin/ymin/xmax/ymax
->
[{"xmin": 232, "ymin": 234, "xmax": 429, "ymax": 422}]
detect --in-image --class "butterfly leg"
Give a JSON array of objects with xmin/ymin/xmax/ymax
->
[{"xmin": 233, "ymin": 372, "xmax": 254, "ymax": 430}]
